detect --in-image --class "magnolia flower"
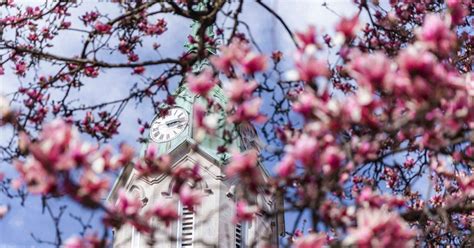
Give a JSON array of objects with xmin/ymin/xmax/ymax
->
[
  {"xmin": 292, "ymin": 91, "xmax": 317, "ymax": 117},
  {"xmin": 0, "ymin": 205, "xmax": 8, "ymax": 219},
  {"xmin": 186, "ymin": 69, "xmax": 217, "ymax": 96},
  {"xmin": 289, "ymin": 52, "xmax": 329, "ymax": 82},
  {"xmin": 335, "ymin": 15, "xmax": 359, "ymax": 41},
  {"xmin": 293, "ymin": 233, "xmax": 327, "ymax": 248},
  {"xmin": 179, "ymin": 185, "xmax": 203, "ymax": 211},
  {"xmin": 239, "ymin": 52, "xmax": 267, "ymax": 75},
  {"xmin": 228, "ymin": 98, "xmax": 266, "ymax": 123},
  {"xmin": 210, "ymin": 38, "xmax": 266, "ymax": 75},
  {"xmin": 64, "ymin": 235, "xmax": 101, "ymax": 248},
  {"xmin": 64, "ymin": 236, "xmax": 87, "ymax": 248},
  {"xmin": 135, "ymin": 153, "xmax": 170, "ymax": 176},
  {"xmin": 114, "ymin": 189, "xmax": 142, "ymax": 216},
  {"xmin": 225, "ymin": 150, "xmax": 259, "ymax": 178},
  {"xmin": 321, "ymin": 146, "xmax": 345, "ymax": 173},
  {"xmin": 94, "ymin": 21, "xmax": 112, "ymax": 34},
  {"xmin": 275, "ymin": 155, "xmax": 296, "ymax": 178},
  {"xmin": 417, "ymin": 14, "xmax": 455, "ymax": 55},
  {"xmin": 233, "ymin": 200, "xmax": 257, "ymax": 223},
  {"xmin": 15, "ymin": 61, "xmax": 26, "ymax": 76},
  {"xmin": 146, "ymin": 200, "xmax": 179, "ymax": 226},
  {"xmin": 14, "ymin": 158, "xmax": 56, "ymax": 194},
  {"xmin": 344, "ymin": 207, "xmax": 416, "ymax": 248},
  {"xmin": 349, "ymin": 52, "xmax": 392, "ymax": 91},
  {"xmin": 289, "ymin": 134, "xmax": 318, "ymax": 166},
  {"xmin": 223, "ymin": 79, "xmax": 257, "ymax": 103},
  {"xmin": 77, "ymin": 171, "xmax": 109, "ymax": 203},
  {"xmin": 295, "ymin": 25, "xmax": 318, "ymax": 49}
]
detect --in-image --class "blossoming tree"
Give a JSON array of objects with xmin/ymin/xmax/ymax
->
[{"xmin": 0, "ymin": 0, "xmax": 472, "ymax": 247}]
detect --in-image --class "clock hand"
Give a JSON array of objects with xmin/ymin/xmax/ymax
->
[{"xmin": 165, "ymin": 118, "xmax": 187, "ymax": 127}]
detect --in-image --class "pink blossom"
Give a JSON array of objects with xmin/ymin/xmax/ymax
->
[
  {"xmin": 275, "ymin": 155, "xmax": 296, "ymax": 178},
  {"xmin": 128, "ymin": 53, "xmax": 139, "ymax": 62},
  {"xmin": 349, "ymin": 52, "xmax": 391, "ymax": 91},
  {"xmin": 210, "ymin": 52, "xmax": 234, "ymax": 75},
  {"xmin": 0, "ymin": 205, "xmax": 8, "ymax": 219},
  {"xmin": 15, "ymin": 61, "xmax": 26, "ymax": 76},
  {"xmin": 193, "ymin": 103, "xmax": 207, "ymax": 129},
  {"xmin": 27, "ymin": 32, "xmax": 38, "ymax": 41},
  {"xmin": 61, "ymin": 21, "xmax": 71, "ymax": 29},
  {"xmin": 81, "ymin": 11, "xmax": 99, "ymax": 24},
  {"xmin": 321, "ymin": 146, "xmax": 344, "ymax": 173},
  {"xmin": 403, "ymin": 158, "xmax": 415, "ymax": 169},
  {"xmin": 335, "ymin": 15, "xmax": 359, "ymax": 40},
  {"xmin": 210, "ymin": 38, "xmax": 266, "ymax": 75},
  {"xmin": 292, "ymin": 52, "xmax": 329, "ymax": 82},
  {"xmin": 14, "ymin": 158, "xmax": 57, "ymax": 194},
  {"xmin": 344, "ymin": 208, "xmax": 416, "ymax": 248},
  {"xmin": 84, "ymin": 66, "xmax": 99, "ymax": 78},
  {"xmin": 336, "ymin": 15, "xmax": 359, "ymax": 40},
  {"xmin": 417, "ymin": 14, "xmax": 456, "ymax": 55},
  {"xmin": 228, "ymin": 98, "xmax": 266, "ymax": 123},
  {"xmin": 224, "ymin": 79, "xmax": 257, "ymax": 103},
  {"xmin": 233, "ymin": 200, "xmax": 257, "ymax": 223},
  {"xmin": 186, "ymin": 68, "xmax": 217, "ymax": 96},
  {"xmin": 226, "ymin": 150, "xmax": 259, "ymax": 179},
  {"xmin": 357, "ymin": 188, "xmax": 405, "ymax": 209},
  {"xmin": 135, "ymin": 144, "xmax": 170, "ymax": 176},
  {"xmin": 292, "ymin": 91, "xmax": 317, "ymax": 117},
  {"xmin": 179, "ymin": 185, "xmax": 203, "ymax": 211},
  {"xmin": 239, "ymin": 53, "xmax": 267, "ymax": 75},
  {"xmin": 293, "ymin": 233, "xmax": 327, "ymax": 248},
  {"xmin": 64, "ymin": 236, "xmax": 87, "ymax": 248},
  {"xmin": 289, "ymin": 135, "xmax": 318, "ymax": 166},
  {"xmin": 94, "ymin": 21, "xmax": 112, "ymax": 34},
  {"xmin": 447, "ymin": 0, "xmax": 468, "ymax": 25},
  {"xmin": 295, "ymin": 25, "xmax": 318, "ymax": 49},
  {"xmin": 140, "ymin": 19, "xmax": 167, "ymax": 36},
  {"xmin": 133, "ymin": 66, "xmax": 145, "ymax": 75},
  {"xmin": 64, "ymin": 235, "xmax": 101, "ymax": 248},
  {"xmin": 114, "ymin": 189, "xmax": 142, "ymax": 216},
  {"xmin": 76, "ymin": 171, "xmax": 109, "ymax": 203},
  {"xmin": 146, "ymin": 200, "xmax": 179, "ymax": 226},
  {"xmin": 210, "ymin": 39, "xmax": 244, "ymax": 74}
]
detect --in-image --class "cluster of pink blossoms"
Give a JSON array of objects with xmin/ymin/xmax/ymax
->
[
  {"xmin": 343, "ymin": 208, "xmax": 416, "ymax": 247},
  {"xmin": 210, "ymin": 38, "xmax": 267, "ymax": 124},
  {"xmin": 13, "ymin": 119, "xmax": 134, "ymax": 207}
]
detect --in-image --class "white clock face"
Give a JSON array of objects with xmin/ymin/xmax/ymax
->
[{"xmin": 150, "ymin": 107, "xmax": 189, "ymax": 143}]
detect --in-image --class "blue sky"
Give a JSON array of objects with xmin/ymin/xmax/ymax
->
[{"xmin": 0, "ymin": 0, "xmax": 358, "ymax": 246}]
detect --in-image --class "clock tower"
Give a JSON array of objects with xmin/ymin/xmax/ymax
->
[{"xmin": 108, "ymin": 7, "xmax": 283, "ymax": 248}]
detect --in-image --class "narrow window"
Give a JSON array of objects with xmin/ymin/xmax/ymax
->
[
  {"xmin": 131, "ymin": 226, "xmax": 141, "ymax": 248},
  {"xmin": 178, "ymin": 204, "xmax": 194, "ymax": 247},
  {"xmin": 236, "ymin": 222, "xmax": 247, "ymax": 248}
]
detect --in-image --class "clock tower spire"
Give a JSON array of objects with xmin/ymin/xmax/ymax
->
[{"xmin": 109, "ymin": 2, "xmax": 282, "ymax": 247}]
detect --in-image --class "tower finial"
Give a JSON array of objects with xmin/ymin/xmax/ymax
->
[{"xmin": 184, "ymin": 1, "xmax": 217, "ymax": 59}]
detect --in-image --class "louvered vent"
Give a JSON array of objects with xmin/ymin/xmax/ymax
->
[
  {"xmin": 235, "ymin": 223, "xmax": 242, "ymax": 248},
  {"xmin": 181, "ymin": 206, "xmax": 194, "ymax": 247}
]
